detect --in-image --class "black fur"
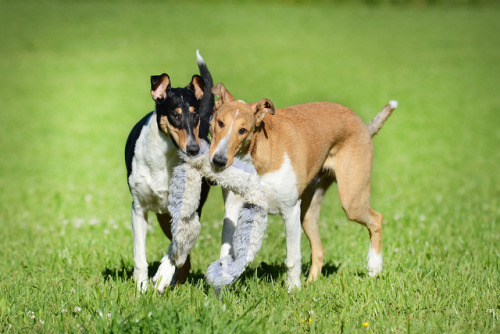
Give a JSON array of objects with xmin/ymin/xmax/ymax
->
[
  {"xmin": 124, "ymin": 55, "xmax": 214, "ymax": 215},
  {"xmin": 155, "ymin": 84, "xmax": 202, "ymax": 154},
  {"xmin": 125, "ymin": 111, "xmax": 153, "ymax": 179},
  {"xmin": 198, "ymin": 59, "xmax": 215, "ymax": 141}
]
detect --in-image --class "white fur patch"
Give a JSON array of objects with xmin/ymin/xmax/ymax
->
[
  {"xmin": 152, "ymin": 251, "xmax": 176, "ymax": 294},
  {"xmin": 389, "ymin": 100, "xmax": 398, "ymax": 109},
  {"xmin": 212, "ymin": 110, "xmax": 239, "ymax": 160},
  {"xmin": 129, "ymin": 112, "xmax": 180, "ymax": 213},
  {"xmin": 259, "ymin": 153, "xmax": 299, "ymax": 215},
  {"xmin": 282, "ymin": 200, "xmax": 302, "ymax": 290},
  {"xmin": 366, "ymin": 245, "xmax": 383, "ymax": 277},
  {"xmin": 196, "ymin": 49, "xmax": 204, "ymax": 65}
]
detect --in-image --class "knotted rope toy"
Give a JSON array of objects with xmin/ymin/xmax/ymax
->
[{"xmin": 153, "ymin": 140, "xmax": 268, "ymax": 293}]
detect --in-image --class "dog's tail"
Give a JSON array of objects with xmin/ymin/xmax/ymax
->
[
  {"xmin": 196, "ymin": 50, "xmax": 214, "ymax": 141},
  {"xmin": 367, "ymin": 100, "xmax": 398, "ymax": 137}
]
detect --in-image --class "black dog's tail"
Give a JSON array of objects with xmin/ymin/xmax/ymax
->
[{"xmin": 196, "ymin": 50, "xmax": 214, "ymax": 141}]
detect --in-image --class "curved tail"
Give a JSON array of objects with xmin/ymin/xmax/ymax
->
[
  {"xmin": 196, "ymin": 50, "xmax": 214, "ymax": 140},
  {"xmin": 367, "ymin": 100, "xmax": 398, "ymax": 137}
]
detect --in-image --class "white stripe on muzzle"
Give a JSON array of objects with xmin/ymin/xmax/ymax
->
[{"xmin": 212, "ymin": 109, "xmax": 239, "ymax": 159}]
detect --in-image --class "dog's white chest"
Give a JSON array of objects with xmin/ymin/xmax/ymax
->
[
  {"xmin": 259, "ymin": 153, "xmax": 299, "ymax": 215},
  {"xmin": 129, "ymin": 120, "xmax": 180, "ymax": 213}
]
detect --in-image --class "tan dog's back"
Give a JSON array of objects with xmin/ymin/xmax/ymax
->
[{"xmin": 252, "ymin": 102, "xmax": 370, "ymax": 195}]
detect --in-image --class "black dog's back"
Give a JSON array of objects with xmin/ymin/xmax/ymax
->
[{"xmin": 125, "ymin": 111, "xmax": 153, "ymax": 180}]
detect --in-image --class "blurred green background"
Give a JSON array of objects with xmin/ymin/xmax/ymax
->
[{"xmin": 0, "ymin": 0, "xmax": 499, "ymax": 332}]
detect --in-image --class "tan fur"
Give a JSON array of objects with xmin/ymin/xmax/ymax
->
[
  {"xmin": 212, "ymin": 100, "xmax": 367, "ymax": 195},
  {"xmin": 190, "ymin": 75, "xmax": 205, "ymax": 100},
  {"xmin": 211, "ymin": 83, "xmax": 394, "ymax": 282},
  {"xmin": 160, "ymin": 115, "xmax": 201, "ymax": 152},
  {"xmin": 151, "ymin": 74, "xmax": 170, "ymax": 101}
]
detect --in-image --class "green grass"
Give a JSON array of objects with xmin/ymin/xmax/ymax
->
[{"xmin": 1, "ymin": 0, "xmax": 499, "ymax": 332}]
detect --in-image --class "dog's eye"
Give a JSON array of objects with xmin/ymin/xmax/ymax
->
[
  {"xmin": 238, "ymin": 128, "xmax": 247, "ymax": 135},
  {"xmin": 172, "ymin": 113, "xmax": 180, "ymax": 120},
  {"xmin": 218, "ymin": 120, "xmax": 224, "ymax": 128}
]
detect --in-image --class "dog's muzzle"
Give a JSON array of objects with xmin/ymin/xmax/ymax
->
[
  {"xmin": 186, "ymin": 142, "xmax": 200, "ymax": 156},
  {"xmin": 211, "ymin": 154, "xmax": 227, "ymax": 168}
]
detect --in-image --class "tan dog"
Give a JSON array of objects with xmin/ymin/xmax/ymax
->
[{"xmin": 209, "ymin": 83, "xmax": 396, "ymax": 289}]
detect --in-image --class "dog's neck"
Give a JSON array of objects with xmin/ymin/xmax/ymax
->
[
  {"xmin": 148, "ymin": 111, "xmax": 177, "ymax": 153},
  {"xmin": 246, "ymin": 118, "xmax": 274, "ymax": 175},
  {"xmin": 151, "ymin": 109, "xmax": 179, "ymax": 150}
]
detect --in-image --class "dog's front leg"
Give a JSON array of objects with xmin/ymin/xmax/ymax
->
[
  {"xmin": 131, "ymin": 203, "xmax": 149, "ymax": 292},
  {"xmin": 152, "ymin": 244, "xmax": 177, "ymax": 294},
  {"xmin": 283, "ymin": 200, "xmax": 303, "ymax": 291},
  {"xmin": 220, "ymin": 189, "xmax": 244, "ymax": 258}
]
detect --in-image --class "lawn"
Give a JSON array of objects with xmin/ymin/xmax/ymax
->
[{"xmin": 0, "ymin": 0, "xmax": 499, "ymax": 332}]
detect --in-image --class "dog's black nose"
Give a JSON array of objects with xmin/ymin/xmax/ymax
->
[
  {"xmin": 186, "ymin": 143, "xmax": 200, "ymax": 156},
  {"xmin": 212, "ymin": 154, "xmax": 227, "ymax": 168}
]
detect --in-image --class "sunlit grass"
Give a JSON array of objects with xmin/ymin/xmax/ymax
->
[{"xmin": 0, "ymin": 0, "xmax": 499, "ymax": 332}]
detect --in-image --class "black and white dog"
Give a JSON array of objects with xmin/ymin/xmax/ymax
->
[{"xmin": 125, "ymin": 51, "xmax": 214, "ymax": 292}]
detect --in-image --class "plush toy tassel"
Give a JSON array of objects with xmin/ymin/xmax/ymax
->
[
  {"xmin": 206, "ymin": 203, "xmax": 267, "ymax": 293},
  {"xmin": 166, "ymin": 140, "xmax": 269, "ymax": 292},
  {"xmin": 167, "ymin": 162, "xmax": 203, "ymax": 267},
  {"xmin": 152, "ymin": 159, "xmax": 204, "ymax": 293}
]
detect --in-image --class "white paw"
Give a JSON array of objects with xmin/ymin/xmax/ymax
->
[
  {"xmin": 134, "ymin": 267, "xmax": 149, "ymax": 293},
  {"xmin": 366, "ymin": 247, "xmax": 383, "ymax": 277},
  {"xmin": 152, "ymin": 258, "xmax": 176, "ymax": 294},
  {"xmin": 285, "ymin": 260, "xmax": 302, "ymax": 291},
  {"xmin": 286, "ymin": 277, "xmax": 302, "ymax": 292},
  {"xmin": 137, "ymin": 279, "xmax": 148, "ymax": 292}
]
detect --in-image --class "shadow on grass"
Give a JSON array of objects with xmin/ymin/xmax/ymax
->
[
  {"xmin": 102, "ymin": 259, "xmax": 342, "ymax": 288},
  {"xmin": 102, "ymin": 260, "xmax": 165, "ymax": 282},
  {"xmin": 102, "ymin": 259, "xmax": 134, "ymax": 281},
  {"xmin": 101, "ymin": 260, "xmax": 207, "ymax": 285},
  {"xmin": 238, "ymin": 261, "xmax": 342, "ymax": 284}
]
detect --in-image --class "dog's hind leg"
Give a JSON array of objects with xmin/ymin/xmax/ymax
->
[
  {"xmin": 334, "ymin": 139, "xmax": 383, "ymax": 277},
  {"xmin": 132, "ymin": 203, "xmax": 149, "ymax": 292},
  {"xmin": 157, "ymin": 213, "xmax": 191, "ymax": 285},
  {"xmin": 300, "ymin": 174, "xmax": 334, "ymax": 282}
]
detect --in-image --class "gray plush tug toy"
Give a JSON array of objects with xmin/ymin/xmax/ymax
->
[{"xmin": 152, "ymin": 140, "xmax": 268, "ymax": 293}]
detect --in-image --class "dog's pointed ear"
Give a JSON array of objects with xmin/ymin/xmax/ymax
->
[
  {"xmin": 151, "ymin": 73, "xmax": 171, "ymax": 104},
  {"xmin": 212, "ymin": 83, "xmax": 234, "ymax": 111},
  {"xmin": 187, "ymin": 75, "xmax": 205, "ymax": 100},
  {"xmin": 252, "ymin": 98, "xmax": 275, "ymax": 126}
]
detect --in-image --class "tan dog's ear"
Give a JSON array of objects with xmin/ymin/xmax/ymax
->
[
  {"xmin": 252, "ymin": 98, "xmax": 275, "ymax": 126},
  {"xmin": 151, "ymin": 73, "xmax": 171, "ymax": 104},
  {"xmin": 187, "ymin": 75, "xmax": 205, "ymax": 100},
  {"xmin": 212, "ymin": 83, "xmax": 234, "ymax": 111}
]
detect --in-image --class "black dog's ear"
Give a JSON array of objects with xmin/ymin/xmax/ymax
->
[
  {"xmin": 187, "ymin": 75, "xmax": 205, "ymax": 100},
  {"xmin": 151, "ymin": 73, "xmax": 171, "ymax": 104}
]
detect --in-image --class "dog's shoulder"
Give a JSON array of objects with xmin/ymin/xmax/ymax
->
[{"xmin": 125, "ymin": 111, "xmax": 154, "ymax": 179}]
